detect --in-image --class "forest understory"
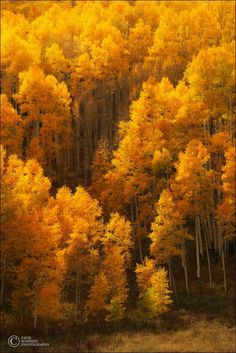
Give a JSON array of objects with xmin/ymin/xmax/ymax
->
[{"xmin": 0, "ymin": 1, "xmax": 235, "ymax": 352}]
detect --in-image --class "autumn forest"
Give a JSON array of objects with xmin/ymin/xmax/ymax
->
[{"xmin": 0, "ymin": 1, "xmax": 235, "ymax": 351}]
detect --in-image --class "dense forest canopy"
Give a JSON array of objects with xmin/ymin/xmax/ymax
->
[{"xmin": 0, "ymin": 0, "xmax": 235, "ymax": 330}]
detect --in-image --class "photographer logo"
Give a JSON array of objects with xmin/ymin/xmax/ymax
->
[
  {"xmin": 7, "ymin": 335, "xmax": 49, "ymax": 348},
  {"xmin": 8, "ymin": 335, "xmax": 20, "ymax": 347}
]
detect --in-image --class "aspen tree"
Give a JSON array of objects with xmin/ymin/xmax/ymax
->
[
  {"xmin": 174, "ymin": 140, "xmax": 213, "ymax": 284},
  {"xmin": 150, "ymin": 189, "xmax": 191, "ymax": 294},
  {"xmin": 135, "ymin": 259, "xmax": 172, "ymax": 319},
  {"xmin": 0, "ymin": 94, "xmax": 23, "ymax": 157}
]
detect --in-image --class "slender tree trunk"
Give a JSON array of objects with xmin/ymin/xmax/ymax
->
[
  {"xmin": 210, "ymin": 192, "xmax": 218, "ymax": 251},
  {"xmin": 198, "ymin": 217, "xmax": 204, "ymax": 259},
  {"xmin": 33, "ymin": 289, "xmax": 39, "ymax": 329},
  {"xmin": 181, "ymin": 240, "xmax": 189, "ymax": 294},
  {"xmin": 75, "ymin": 268, "xmax": 79, "ymax": 322},
  {"xmin": 76, "ymin": 111, "xmax": 80, "ymax": 182},
  {"xmin": 168, "ymin": 260, "xmax": 172, "ymax": 291},
  {"xmin": 0, "ymin": 258, "xmax": 6, "ymax": 306},
  {"xmin": 75, "ymin": 262, "xmax": 81, "ymax": 322},
  {"xmin": 202, "ymin": 219, "xmax": 213, "ymax": 280},
  {"xmin": 212, "ymin": 219, "xmax": 218, "ymax": 252},
  {"xmin": 135, "ymin": 195, "xmax": 143, "ymax": 262},
  {"xmin": 35, "ymin": 120, "xmax": 40, "ymax": 137},
  {"xmin": 130, "ymin": 199, "xmax": 135, "ymax": 244},
  {"xmin": 221, "ymin": 248, "xmax": 227, "ymax": 293},
  {"xmin": 218, "ymin": 225, "xmax": 227, "ymax": 293},
  {"xmin": 206, "ymin": 210, "xmax": 213, "ymax": 245},
  {"xmin": 171, "ymin": 270, "xmax": 177, "ymax": 299},
  {"xmin": 203, "ymin": 226, "xmax": 212, "ymax": 287},
  {"xmin": 130, "ymin": 200, "xmax": 134, "ymax": 223},
  {"xmin": 33, "ymin": 310, "xmax": 38, "ymax": 329},
  {"xmin": 27, "ymin": 125, "xmax": 30, "ymax": 148},
  {"xmin": 195, "ymin": 215, "xmax": 201, "ymax": 278}
]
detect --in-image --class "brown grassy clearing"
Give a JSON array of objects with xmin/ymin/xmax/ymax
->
[
  {"xmin": 93, "ymin": 319, "xmax": 235, "ymax": 352},
  {"xmin": 2, "ymin": 311, "xmax": 235, "ymax": 352},
  {"xmin": 36, "ymin": 316, "xmax": 235, "ymax": 353}
]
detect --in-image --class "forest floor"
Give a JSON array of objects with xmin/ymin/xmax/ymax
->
[
  {"xmin": 81, "ymin": 320, "xmax": 235, "ymax": 352},
  {"xmin": 2, "ymin": 309, "xmax": 234, "ymax": 353},
  {"xmin": 36, "ymin": 312, "xmax": 235, "ymax": 352}
]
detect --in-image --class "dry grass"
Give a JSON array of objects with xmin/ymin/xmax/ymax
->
[
  {"xmin": 94, "ymin": 320, "xmax": 235, "ymax": 352},
  {"xmin": 2, "ymin": 314, "xmax": 235, "ymax": 352}
]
